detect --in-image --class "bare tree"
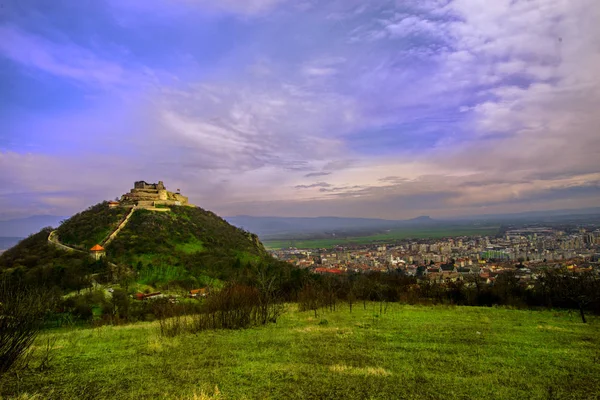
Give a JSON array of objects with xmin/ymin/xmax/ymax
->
[{"xmin": 542, "ymin": 268, "xmax": 599, "ymax": 323}]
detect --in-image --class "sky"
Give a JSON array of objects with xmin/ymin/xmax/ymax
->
[{"xmin": 1, "ymin": 0, "xmax": 599, "ymax": 220}]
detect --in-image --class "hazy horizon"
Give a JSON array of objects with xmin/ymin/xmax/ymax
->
[
  {"xmin": 2, "ymin": 204, "xmax": 600, "ymax": 224},
  {"xmin": 2, "ymin": 0, "xmax": 599, "ymax": 220}
]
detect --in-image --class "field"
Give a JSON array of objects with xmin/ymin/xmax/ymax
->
[
  {"xmin": 264, "ymin": 226, "xmax": 500, "ymax": 249},
  {"xmin": 2, "ymin": 304, "xmax": 599, "ymax": 399}
]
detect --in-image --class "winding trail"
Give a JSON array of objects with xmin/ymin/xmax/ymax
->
[
  {"xmin": 48, "ymin": 206, "xmax": 137, "ymax": 252},
  {"xmin": 46, "ymin": 207, "xmax": 141, "ymax": 284},
  {"xmin": 48, "ymin": 230, "xmax": 84, "ymax": 253}
]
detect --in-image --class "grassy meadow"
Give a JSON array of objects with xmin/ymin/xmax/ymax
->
[
  {"xmin": 2, "ymin": 304, "xmax": 599, "ymax": 400},
  {"xmin": 264, "ymin": 226, "xmax": 500, "ymax": 249}
]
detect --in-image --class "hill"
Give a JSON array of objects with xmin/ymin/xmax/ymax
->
[
  {"xmin": 0, "ymin": 228, "xmax": 102, "ymax": 290},
  {"xmin": 0, "ymin": 201, "xmax": 275, "ymax": 290}
]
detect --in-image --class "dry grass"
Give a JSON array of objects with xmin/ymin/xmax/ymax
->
[
  {"xmin": 329, "ymin": 364, "xmax": 392, "ymax": 376},
  {"xmin": 179, "ymin": 386, "xmax": 221, "ymax": 400}
]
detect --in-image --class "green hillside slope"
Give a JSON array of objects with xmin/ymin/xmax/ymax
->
[
  {"xmin": 56, "ymin": 202, "xmax": 129, "ymax": 249},
  {"xmin": 0, "ymin": 228, "xmax": 102, "ymax": 290},
  {"xmin": 107, "ymin": 206, "xmax": 269, "ymax": 282},
  {"xmin": 0, "ymin": 202, "xmax": 275, "ymax": 289}
]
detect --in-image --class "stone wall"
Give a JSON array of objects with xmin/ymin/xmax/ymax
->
[
  {"xmin": 134, "ymin": 180, "xmax": 166, "ymax": 190},
  {"xmin": 120, "ymin": 180, "xmax": 192, "ymax": 208},
  {"xmin": 103, "ymin": 207, "xmax": 137, "ymax": 247}
]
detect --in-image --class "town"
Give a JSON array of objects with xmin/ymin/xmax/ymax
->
[{"xmin": 271, "ymin": 226, "xmax": 600, "ymax": 283}]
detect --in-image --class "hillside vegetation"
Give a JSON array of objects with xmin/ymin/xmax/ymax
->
[
  {"xmin": 0, "ymin": 228, "xmax": 103, "ymax": 291},
  {"xmin": 0, "ymin": 202, "xmax": 276, "ymax": 291},
  {"xmin": 2, "ymin": 304, "xmax": 599, "ymax": 399},
  {"xmin": 103, "ymin": 206, "xmax": 269, "ymax": 284},
  {"xmin": 57, "ymin": 202, "xmax": 129, "ymax": 249}
]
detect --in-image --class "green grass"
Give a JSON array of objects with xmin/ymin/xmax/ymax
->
[
  {"xmin": 3, "ymin": 304, "xmax": 599, "ymax": 399},
  {"xmin": 137, "ymin": 264, "xmax": 190, "ymax": 286},
  {"xmin": 236, "ymin": 251, "xmax": 262, "ymax": 265},
  {"xmin": 131, "ymin": 253, "xmax": 179, "ymax": 269},
  {"xmin": 264, "ymin": 226, "xmax": 500, "ymax": 249},
  {"xmin": 175, "ymin": 237, "xmax": 205, "ymax": 254}
]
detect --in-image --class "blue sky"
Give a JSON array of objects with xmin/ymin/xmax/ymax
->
[{"xmin": 1, "ymin": 0, "xmax": 599, "ymax": 219}]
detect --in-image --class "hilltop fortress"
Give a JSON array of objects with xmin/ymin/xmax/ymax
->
[{"xmin": 119, "ymin": 180, "xmax": 193, "ymax": 209}]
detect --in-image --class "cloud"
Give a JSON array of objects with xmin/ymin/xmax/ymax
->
[
  {"xmin": 109, "ymin": 0, "xmax": 286, "ymax": 17},
  {"xmin": 295, "ymin": 182, "xmax": 332, "ymax": 189},
  {"xmin": 301, "ymin": 57, "xmax": 346, "ymax": 77},
  {"xmin": 0, "ymin": 25, "xmax": 125, "ymax": 86},
  {"xmin": 1, "ymin": 0, "xmax": 599, "ymax": 220},
  {"xmin": 385, "ymin": 15, "xmax": 442, "ymax": 37},
  {"xmin": 304, "ymin": 172, "xmax": 331, "ymax": 178}
]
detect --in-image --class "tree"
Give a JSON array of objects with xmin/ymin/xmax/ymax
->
[
  {"xmin": 298, "ymin": 283, "xmax": 323, "ymax": 318},
  {"xmin": 103, "ymin": 289, "xmax": 131, "ymax": 322},
  {"xmin": 542, "ymin": 268, "xmax": 599, "ymax": 323},
  {"xmin": 250, "ymin": 262, "xmax": 283, "ymax": 324}
]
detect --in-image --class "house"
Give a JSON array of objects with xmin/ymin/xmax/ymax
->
[
  {"xmin": 108, "ymin": 201, "xmax": 120, "ymax": 208},
  {"xmin": 440, "ymin": 264, "xmax": 456, "ymax": 274},
  {"xmin": 90, "ymin": 244, "xmax": 105, "ymax": 260},
  {"xmin": 135, "ymin": 292, "xmax": 163, "ymax": 300},
  {"xmin": 189, "ymin": 288, "xmax": 208, "ymax": 297},
  {"xmin": 313, "ymin": 267, "xmax": 344, "ymax": 275},
  {"xmin": 426, "ymin": 266, "xmax": 441, "ymax": 274}
]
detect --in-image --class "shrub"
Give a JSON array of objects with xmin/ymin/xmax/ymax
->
[
  {"xmin": 155, "ymin": 284, "xmax": 284, "ymax": 337},
  {"xmin": 0, "ymin": 278, "xmax": 57, "ymax": 374}
]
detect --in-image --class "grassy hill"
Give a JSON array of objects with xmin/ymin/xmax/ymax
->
[
  {"xmin": 106, "ymin": 206, "xmax": 269, "ymax": 283},
  {"xmin": 3, "ymin": 304, "xmax": 599, "ymax": 399},
  {"xmin": 0, "ymin": 202, "xmax": 275, "ymax": 290}
]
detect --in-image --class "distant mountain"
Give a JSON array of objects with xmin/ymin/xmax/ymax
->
[
  {"xmin": 407, "ymin": 216, "xmax": 434, "ymax": 223},
  {"xmin": 225, "ymin": 215, "xmax": 436, "ymax": 237},
  {"xmin": 0, "ymin": 215, "xmax": 66, "ymax": 238},
  {"xmin": 226, "ymin": 207, "xmax": 600, "ymax": 240},
  {"xmin": 446, "ymin": 207, "xmax": 600, "ymax": 222}
]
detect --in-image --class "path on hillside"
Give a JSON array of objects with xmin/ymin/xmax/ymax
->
[
  {"xmin": 48, "ymin": 228, "xmax": 131, "ymax": 283},
  {"xmin": 48, "ymin": 206, "xmax": 138, "ymax": 253},
  {"xmin": 101, "ymin": 206, "xmax": 137, "ymax": 247},
  {"xmin": 48, "ymin": 207, "xmax": 138, "ymax": 280},
  {"xmin": 48, "ymin": 230, "xmax": 85, "ymax": 253}
]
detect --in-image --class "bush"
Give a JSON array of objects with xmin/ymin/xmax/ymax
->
[
  {"xmin": 0, "ymin": 279, "xmax": 57, "ymax": 374},
  {"xmin": 62, "ymin": 290, "xmax": 106, "ymax": 322},
  {"xmin": 155, "ymin": 284, "xmax": 284, "ymax": 337}
]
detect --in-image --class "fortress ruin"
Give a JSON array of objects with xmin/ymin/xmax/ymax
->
[{"xmin": 120, "ymin": 180, "xmax": 193, "ymax": 209}]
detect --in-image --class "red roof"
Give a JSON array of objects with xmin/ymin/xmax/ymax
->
[
  {"xmin": 313, "ymin": 267, "xmax": 344, "ymax": 274},
  {"xmin": 90, "ymin": 244, "xmax": 105, "ymax": 251}
]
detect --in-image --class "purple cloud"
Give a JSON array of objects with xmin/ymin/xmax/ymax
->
[{"xmin": 1, "ymin": 0, "xmax": 599, "ymax": 220}]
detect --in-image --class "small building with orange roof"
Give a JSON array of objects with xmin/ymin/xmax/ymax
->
[{"xmin": 90, "ymin": 244, "xmax": 105, "ymax": 260}]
